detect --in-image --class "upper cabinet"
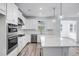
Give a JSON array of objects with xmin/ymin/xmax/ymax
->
[
  {"xmin": 0, "ymin": 3, "xmax": 6, "ymax": 15},
  {"xmin": 6, "ymin": 3, "xmax": 26, "ymax": 26},
  {"xmin": 6, "ymin": 4, "xmax": 19, "ymax": 24}
]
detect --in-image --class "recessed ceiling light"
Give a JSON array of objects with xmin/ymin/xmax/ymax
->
[
  {"xmin": 59, "ymin": 15, "xmax": 64, "ymax": 19},
  {"xmin": 40, "ymin": 7, "xmax": 42, "ymax": 10}
]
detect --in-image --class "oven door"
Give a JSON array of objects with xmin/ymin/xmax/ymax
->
[{"xmin": 7, "ymin": 35, "xmax": 18, "ymax": 54}]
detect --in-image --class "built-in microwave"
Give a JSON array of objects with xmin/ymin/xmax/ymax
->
[{"xmin": 8, "ymin": 23, "xmax": 17, "ymax": 33}]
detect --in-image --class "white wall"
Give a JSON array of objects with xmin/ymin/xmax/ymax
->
[{"xmin": 0, "ymin": 15, "xmax": 6, "ymax": 56}]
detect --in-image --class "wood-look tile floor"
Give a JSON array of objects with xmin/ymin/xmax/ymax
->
[
  {"xmin": 18, "ymin": 43, "xmax": 41, "ymax": 56},
  {"xmin": 69, "ymin": 47, "xmax": 79, "ymax": 56}
]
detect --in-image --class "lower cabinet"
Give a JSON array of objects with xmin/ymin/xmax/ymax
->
[
  {"xmin": 18, "ymin": 35, "xmax": 30, "ymax": 54},
  {"xmin": 18, "ymin": 37, "xmax": 24, "ymax": 53},
  {"xmin": 42, "ymin": 47, "xmax": 69, "ymax": 56}
]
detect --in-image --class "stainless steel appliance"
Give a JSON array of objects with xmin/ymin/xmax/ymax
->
[
  {"xmin": 31, "ymin": 34, "xmax": 37, "ymax": 43},
  {"xmin": 7, "ymin": 23, "xmax": 18, "ymax": 54},
  {"xmin": 8, "ymin": 23, "xmax": 17, "ymax": 33},
  {"xmin": 7, "ymin": 35, "xmax": 18, "ymax": 54}
]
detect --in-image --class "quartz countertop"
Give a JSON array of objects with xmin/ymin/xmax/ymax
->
[{"xmin": 39, "ymin": 35, "xmax": 79, "ymax": 47}]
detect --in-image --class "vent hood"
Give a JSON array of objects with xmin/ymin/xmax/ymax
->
[{"xmin": 18, "ymin": 17, "xmax": 24, "ymax": 26}]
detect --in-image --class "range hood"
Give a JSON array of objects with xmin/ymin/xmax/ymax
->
[{"xmin": 18, "ymin": 17, "xmax": 24, "ymax": 26}]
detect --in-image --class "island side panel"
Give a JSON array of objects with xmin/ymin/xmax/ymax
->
[{"xmin": 42, "ymin": 47, "xmax": 69, "ymax": 56}]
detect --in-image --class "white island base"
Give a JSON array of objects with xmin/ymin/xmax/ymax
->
[
  {"xmin": 40, "ymin": 35, "xmax": 79, "ymax": 56},
  {"xmin": 41, "ymin": 47, "xmax": 69, "ymax": 56}
]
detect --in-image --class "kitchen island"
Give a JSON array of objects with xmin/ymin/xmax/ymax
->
[{"xmin": 39, "ymin": 35, "xmax": 79, "ymax": 56}]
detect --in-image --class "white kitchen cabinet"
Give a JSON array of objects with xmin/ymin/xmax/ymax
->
[
  {"xmin": 18, "ymin": 37, "xmax": 23, "ymax": 53},
  {"xmin": 18, "ymin": 36, "xmax": 27, "ymax": 53},
  {"xmin": 7, "ymin": 3, "xmax": 18, "ymax": 24},
  {"xmin": 18, "ymin": 34, "xmax": 31, "ymax": 53},
  {"xmin": 21, "ymin": 37, "xmax": 25, "ymax": 50},
  {"xmin": 0, "ymin": 3, "xmax": 6, "ymax": 15}
]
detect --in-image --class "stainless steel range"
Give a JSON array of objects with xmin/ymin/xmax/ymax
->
[{"xmin": 7, "ymin": 23, "xmax": 18, "ymax": 54}]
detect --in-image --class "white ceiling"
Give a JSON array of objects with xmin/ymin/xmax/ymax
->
[{"xmin": 16, "ymin": 3, "xmax": 79, "ymax": 17}]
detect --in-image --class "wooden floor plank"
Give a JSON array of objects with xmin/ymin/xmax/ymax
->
[
  {"xmin": 18, "ymin": 43, "xmax": 41, "ymax": 56},
  {"xmin": 69, "ymin": 47, "xmax": 79, "ymax": 56}
]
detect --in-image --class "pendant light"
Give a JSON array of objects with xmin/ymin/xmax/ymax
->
[
  {"xmin": 52, "ymin": 7, "xmax": 56, "ymax": 22},
  {"xmin": 59, "ymin": 3, "xmax": 63, "ymax": 19}
]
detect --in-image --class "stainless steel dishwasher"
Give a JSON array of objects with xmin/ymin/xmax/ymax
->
[{"xmin": 31, "ymin": 34, "xmax": 37, "ymax": 43}]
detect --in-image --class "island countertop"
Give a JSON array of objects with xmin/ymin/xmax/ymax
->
[{"xmin": 38, "ymin": 34, "xmax": 79, "ymax": 47}]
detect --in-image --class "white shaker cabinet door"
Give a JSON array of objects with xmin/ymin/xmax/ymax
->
[
  {"xmin": 12, "ymin": 4, "xmax": 18, "ymax": 24},
  {"xmin": 18, "ymin": 37, "xmax": 22, "ymax": 53},
  {"xmin": 7, "ymin": 3, "xmax": 18, "ymax": 24},
  {"xmin": 7, "ymin": 4, "xmax": 14, "ymax": 23},
  {"xmin": 0, "ymin": 3, "xmax": 6, "ymax": 15}
]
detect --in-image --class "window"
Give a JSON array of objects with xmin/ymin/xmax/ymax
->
[{"xmin": 70, "ymin": 24, "xmax": 73, "ymax": 32}]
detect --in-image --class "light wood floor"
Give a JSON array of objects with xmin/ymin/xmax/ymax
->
[
  {"xmin": 18, "ymin": 43, "xmax": 41, "ymax": 56},
  {"xmin": 69, "ymin": 47, "xmax": 79, "ymax": 56}
]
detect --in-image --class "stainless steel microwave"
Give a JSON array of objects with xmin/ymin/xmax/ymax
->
[{"xmin": 8, "ymin": 23, "xmax": 17, "ymax": 33}]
